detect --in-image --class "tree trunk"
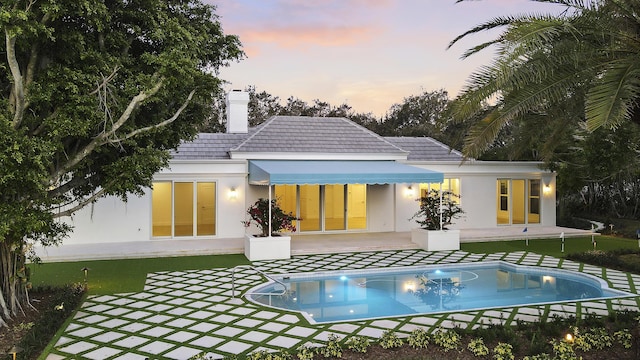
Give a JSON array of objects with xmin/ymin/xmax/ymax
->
[{"xmin": 0, "ymin": 240, "xmax": 28, "ymax": 327}]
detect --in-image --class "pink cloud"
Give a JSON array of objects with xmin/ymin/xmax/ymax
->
[{"xmin": 241, "ymin": 25, "xmax": 378, "ymax": 48}]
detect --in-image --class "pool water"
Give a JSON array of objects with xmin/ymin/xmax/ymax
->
[{"xmin": 247, "ymin": 261, "xmax": 631, "ymax": 323}]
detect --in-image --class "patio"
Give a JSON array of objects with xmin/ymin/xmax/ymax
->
[
  {"xmin": 35, "ymin": 226, "xmax": 594, "ymax": 262},
  {"xmin": 44, "ymin": 247, "xmax": 639, "ymax": 360}
]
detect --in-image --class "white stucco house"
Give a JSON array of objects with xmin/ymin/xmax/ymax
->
[{"xmin": 49, "ymin": 91, "xmax": 558, "ymax": 260}]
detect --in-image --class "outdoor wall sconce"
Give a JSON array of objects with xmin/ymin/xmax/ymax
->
[
  {"xmin": 542, "ymin": 184, "xmax": 552, "ymax": 195},
  {"xmin": 228, "ymin": 187, "xmax": 238, "ymax": 200},
  {"xmin": 405, "ymin": 185, "xmax": 415, "ymax": 198}
]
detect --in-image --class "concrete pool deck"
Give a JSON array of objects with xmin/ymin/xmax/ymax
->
[
  {"xmin": 44, "ymin": 248, "xmax": 639, "ymax": 359},
  {"xmin": 35, "ymin": 226, "xmax": 594, "ymax": 262}
]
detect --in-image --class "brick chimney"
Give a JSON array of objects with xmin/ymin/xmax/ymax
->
[{"xmin": 226, "ymin": 90, "xmax": 249, "ymax": 133}]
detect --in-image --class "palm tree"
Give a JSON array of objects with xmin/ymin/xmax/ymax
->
[{"xmin": 449, "ymin": 0, "xmax": 640, "ymax": 159}]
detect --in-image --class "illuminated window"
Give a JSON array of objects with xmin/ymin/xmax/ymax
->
[
  {"xmin": 496, "ymin": 179, "xmax": 541, "ymax": 225},
  {"xmin": 275, "ymin": 184, "xmax": 367, "ymax": 232},
  {"xmin": 418, "ymin": 178, "xmax": 461, "ymax": 204},
  {"xmin": 152, "ymin": 181, "xmax": 216, "ymax": 237}
]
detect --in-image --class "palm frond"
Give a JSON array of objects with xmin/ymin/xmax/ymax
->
[{"xmin": 586, "ymin": 58, "xmax": 640, "ymax": 130}]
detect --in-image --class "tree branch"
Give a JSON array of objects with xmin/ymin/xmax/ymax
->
[
  {"xmin": 50, "ymin": 79, "xmax": 164, "ymax": 183},
  {"xmin": 52, "ymin": 187, "xmax": 109, "ymax": 218},
  {"xmin": 5, "ymin": 31, "xmax": 25, "ymax": 128},
  {"xmin": 109, "ymin": 89, "xmax": 196, "ymax": 143}
]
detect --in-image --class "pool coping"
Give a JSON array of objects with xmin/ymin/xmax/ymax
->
[{"xmin": 244, "ymin": 260, "xmax": 637, "ymax": 325}]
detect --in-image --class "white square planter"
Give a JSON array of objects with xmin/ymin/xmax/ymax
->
[
  {"xmin": 411, "ymin": 228, "xmax": 460, "ymax": 251},
  {"xmin": 244, "ymin": 234, "xmax": 291, "ymax": 261}
]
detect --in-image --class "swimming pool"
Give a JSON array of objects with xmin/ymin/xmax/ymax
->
[{"xmin": 247, "ymin": 261, "xmax": 632, "ymax": 323}]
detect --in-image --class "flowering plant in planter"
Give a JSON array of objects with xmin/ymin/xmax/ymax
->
[
  {"xmin": 410, "ymin": 189, "xmax": 463, "ymax": 230},
  {"xmin": 242, "ymin": 198, "xmax": 300, "ymax": 237}
]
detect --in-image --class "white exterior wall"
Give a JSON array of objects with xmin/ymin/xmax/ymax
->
[
  {"xmin": 394, "ymin": 184, "xmax": 420, "ymax": 232},
  {"xmin": 367, "ymin": 184, "xmax": 395, "ymax": 232},
  {"xmin": 63, "ymin": 160, "xmax": 248, "ymax": 245},
  {"xmin": 407, "ymin": 161, "xmax": 556, "ymax": 229}
]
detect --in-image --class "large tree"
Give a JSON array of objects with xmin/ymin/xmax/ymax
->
[
  {"xmin": 448, "ymin": 0, "xmax": 640, "ymax": 158},
  {"xmin": 0, "ymin": 0, "xmax": 242, "ymax": 325}
]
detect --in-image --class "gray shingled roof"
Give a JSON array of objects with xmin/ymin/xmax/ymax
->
[
  {"xmin": 231, "ymin": 116, "xmax": 406, "ymax": 154},
  {"xmin": 384, "ymin": 137, "xmax": 464, "ymax": 161},
  {"xmin": 171, "ymin": 133, "xmax": 248, "ymax": 160},
  {"xmin": 172, "ymin": 116, "xmax": 462, "ymax": 161}
]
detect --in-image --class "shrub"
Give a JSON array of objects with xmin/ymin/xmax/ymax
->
[
  {"xmin": 493, "ymin": 342, "xmax": 514, "ymax": 360},
  {"xmin": 295, "ymin": 344, "xmax": 316, "ymax": 360},
  {"xmin": 467, "ymin": 337, "xmax": 489, "ymax": 356},
  {"xmin": 409, "ymin": 189, "xmax": 463, "ymax": 230},
  {"xmin": 345, "ymin": 336, "xmax": 370, "ymax": 353},
  {"xmin": 243, "ymin": 198, "xmax": 299, "ymax": 237},
  {"xmin": 407, "ymin": 328, "xmax": 430, "ymax": 349},
  {"xmin": 18, "ymin": 283, "xmax": 86, "ymax": 359},
  {"xmin": 317, "ymin": 334, "xmax": 342, "ymax": 358},
  {"xmin": 433, "ymin": 327, "xmax": 460, "ymax": 352},
  {"xmin": 378, "ymin": 330, "xmax": 404, "ymax": 349}
]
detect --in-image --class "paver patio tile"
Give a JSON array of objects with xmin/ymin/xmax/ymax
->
[
  {"xmin": 408, "ymin": 317, "xmax": 440, "ymax": 326},
  {"xmin": 141, "ymin": 326, "xmax": 173, "ymax": 337},
  {"xmin": 113, "ymin": 335, "xmax": 149, "ymax": 349},
  {"xmin": 259, "ymin": 322, "xmax": 289, "ymax": 332},
  {"xmin": 167, "ymin": 307, "xmax": 193, "ymax": 316},
  {"xmin": 228, "ymin": 307, "xmax": 256, "ymax": 315},
  {"xmin": 91, "ymin": 331, "xmax": 127, "ymax": 343},
  {"xmin": 58, "ymin": 341, "xmax": 98, "ymax": 355},
  {"xmin": 166, "ymin": 330, "xmax": 199, "ymax": 342},
  {"xmin": 355, "ymin": 327, "xmax": 386, "ymax": 338},
  {"xmin": 68, "ymin": 326, "xmax": 103, "ymax": 337},
  {"xmin": 187, "ymin": 310, "xmax": 216, "ymax": 319},
  {"xmin": 83, "ymin": 304, "xmax": 113, "ymax": 312},
  {"xmin": 165, "ymin": 318, "xmax": 197, "ymax": 328},
  {"xmin": 253, "ymin": 310, "xmax": 280, "ymax": 319},
  {"xmin": 285, "ymin": 326, "xmax": 317, "ymax": 337},
  {"xmin": 211, "ymin": 314, "xmax": 238, "ymax": 323},
  {"xmin": 77, "ymin": 314, "xmax": 109, "ymax": 324},
  {"xmin": 235, "ymin": 318, "xmax": 263, "ymax": 328},
  {"xmin": 328, "ymin": 323, "xmax": 360, "ymax": 334},
  {"xmin": 276, "ymin": 314, "xmax": 300, "ymax": 323},
  {"xmin": 370, "ymin": 319, "xmax": 401, "ymax": 329},
  {"xmin": 103, "ymin": 307, "xmax": 131, "ymax": 316},
  {"xmin": 119, "ymin": 322, "xmax": 152, "ymax": 333},
  {"xmin": 164, "ymin": 346, "xmax": 203, "ymax": 360},
  {"xmin": 113, "ymin": 353, "xmax": 148, "ymax": 360},
  {"xmin": 217, "ymin": 340, "xmax": 253, "ymax": 354},
  {"xmin": 240, "ymin": 330, "xmax": 271, "ymax": 342},
  {"xmin": 213, "ymin": 326, "xmax": 244, "ymax": 337},
  {"xmin": 267, "ymin": 335, "xmax": 302, "ymax": 348},
  {"xmin": 122, "ymin": 310, "xmax": 153, "ymax": 320},
  {"xmin": 45, "ymin": 354, "xmax": 66, "ymax": 360},
  {"xmin": 190, "ymin": 322, "xmax": 220, "ymax": 333},
  {"xmin": 138, "ymin": 340, "xmax": 175, "ymax": 355},
  {"xmin": 144, "ymin": 314, "xmax": 174, "ymax": 323},
  {"xmin": 190, "ymin": 335, "xmax": 225, "ymax": 348},
  {"xmin": 100, "ymin": 318, "xmax": 129, "ymax": 328},
  {"xmin": 82, "ymin": 346, "xmax": 122, "ymax": 360},
  {"xmin": 54, "ymin": 336, "xmax": 74, "ymax": 347},
  {"xmin": 148, "ymin": 304, "xmax": 173, "ymax": 312}
]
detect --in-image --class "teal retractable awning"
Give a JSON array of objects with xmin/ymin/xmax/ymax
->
[{"xmin": 248, "ymin": 160, "xmax": 443, "ymax": 185}]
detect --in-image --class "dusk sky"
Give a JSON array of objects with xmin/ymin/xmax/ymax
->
[{"xmin": 210, "ymin": 0, "xmax": 563, "ymax": 117}]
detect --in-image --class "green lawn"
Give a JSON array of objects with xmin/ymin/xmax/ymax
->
[
  {"xmin": 29, "ymin": 254, "xmax": 250, "ymax": 295},
  {"xmin": 28, "ymin": 235, "xmax": 638, "ymax": 296},
  {"xmin": 461, "ymin": 235, "xmax": 638, "ymax": 258}
]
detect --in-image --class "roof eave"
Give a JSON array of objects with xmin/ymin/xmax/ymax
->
[{"xmin": 230, "ymin": 152, "xmax": 408, "ymax": 161}]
